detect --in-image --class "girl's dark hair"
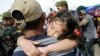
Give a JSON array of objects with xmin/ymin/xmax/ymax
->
[
  {"xmin": 67, "ymin": 18, "xmax": 78, "ymax": 33},
  {"xmin": 56, "ymin": 11, "xmax": 78, "ymax": 32},
  {"xmin": 55, "ymin": 12, "xmax": 79, "ymax": 40}
]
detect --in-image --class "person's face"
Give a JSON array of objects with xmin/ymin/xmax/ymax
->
[
  {"xmin": 2, "ymin": 19, "xmax": 15, "ymax": 26},
  {"xmin": 57, "ymin": 6, "xmax": 67, "ymax": 12},
  {"xmin": 47, "ymin": 17, "xmax": 67, "ymax": 38},
  {"xmin": 78, "ymin": 13, "xmax": 84, "ymax": 20}
]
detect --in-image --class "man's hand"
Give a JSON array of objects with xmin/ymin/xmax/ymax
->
[
  {"xmin": 38, "ymin": 47, "xmax": 49, "ymax": 56},
  {"xmin": 17, "ymin": 36, "xmax": 41, "ymax": 56}
]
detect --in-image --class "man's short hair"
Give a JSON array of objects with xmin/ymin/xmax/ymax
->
[{"xmin": 22, "ymin": 18, "xmax": 41, "ymax": 31}]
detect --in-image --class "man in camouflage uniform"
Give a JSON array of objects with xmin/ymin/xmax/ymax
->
[{"xmin": 0, "ymin": 11, "xmax": 17, "ymax": 56}]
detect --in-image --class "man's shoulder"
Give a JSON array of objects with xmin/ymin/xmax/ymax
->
[{"xmin": 85, "ymin": 14, "xmax": 93, "ymax": 19}]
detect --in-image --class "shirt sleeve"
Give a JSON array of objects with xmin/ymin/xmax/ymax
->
[{"xmin": 80, "ymin": 19, "xmax": 88, "ymax": 25}]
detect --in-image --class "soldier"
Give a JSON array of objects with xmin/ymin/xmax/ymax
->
[
  {"xmin": 2, "ymin": 11, "xmax": 15, "ymax": 27},
  {"xmin": 0, "ymin": 11, "xmax": 17, "ymax": 56},
  {"xmin": 55, "ymin": 1, "xmax": 79, "ymax": 23}
]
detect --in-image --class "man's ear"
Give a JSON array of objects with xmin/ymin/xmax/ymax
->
[
  {"xmin": 12, "ymin": 10, "xmax": 25, "ymax": 20},
  {"xmin": 40, "ymin": 14, "xmax": 45, "ymax": 22}
]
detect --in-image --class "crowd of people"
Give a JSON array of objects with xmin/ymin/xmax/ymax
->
[{"xmin": 0, "ymin": 0, "xmax": 100, "ymax": 56}]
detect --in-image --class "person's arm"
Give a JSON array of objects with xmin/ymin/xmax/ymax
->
[
  {"xmin": 45, "ymin": 39, "xmax": 77, "ymax": 52},
  {"xmin": 17, "ymin": 36, "xmax": 41, "ymax": 56},
  {"xmin": 37, "ymin": 39, "xmax": 77, "ymax": 56},
  {"xmin": 79, "ymin": 18, "xmax": 88, "ymax": 27}
]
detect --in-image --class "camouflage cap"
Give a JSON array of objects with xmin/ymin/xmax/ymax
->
[
  {"xmin": 2, "ymin": 11, "xmax": 12, "ymax": 18},
  {"xmin": 55, "ymin": 1, "xmax": 67, "ymax": 7}
]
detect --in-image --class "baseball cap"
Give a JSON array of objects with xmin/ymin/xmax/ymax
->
[
  {"xmin": 76, "ymin": 6, "xmax": 86, "ymax": 14},
  {"xmin": 11, "ymin": 0, "xmax": 43, "ymax": 30},
  {"xmin": 11, "ymin": 0, "xmax": 43, "ymax": 22}
]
